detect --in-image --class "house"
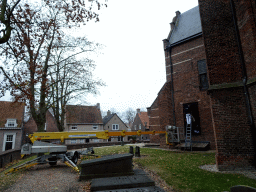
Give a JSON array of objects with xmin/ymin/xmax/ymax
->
[
  {"xmin": 131, "ymin": 109, "xmax": 150, "ymax": 141},
  {"xmin": 0, "ymin": 101, "xmax": 25, "ymax": 154},
  {"xmin": 102, "ymin": 110, "xmax": 129, "ymax": 142},
  {"xmin": 198, "ymin": 0, "xmax": 256, "ymax": 170},
  {"xmin": 23, "ymin": 110, "xmax": 59, "ymax": 144},
  {"xmin": 147, "ymin": 6, "xmax": 216, "ymax": 149},
  {"xmin": 64, "ymin": 103, "xmax": 103, "ymax": 143}
]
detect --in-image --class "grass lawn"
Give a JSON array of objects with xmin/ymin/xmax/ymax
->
[
  {"xmin": 1, "ymin": 145, "xmax": 256, "ymax": 192},
  {"xmin": 94, "ymin": 145, "xmax": 256, "ymax": 192}
]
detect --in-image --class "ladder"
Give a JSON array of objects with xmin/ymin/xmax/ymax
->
[{"xmin": 185, "ymin": 123, "xmax": 192, "ymax": 151}]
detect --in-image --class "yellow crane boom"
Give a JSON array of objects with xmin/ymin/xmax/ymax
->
[{"xmin": 28, "ymin": 130, "xmax": 167, "ymax": 143}]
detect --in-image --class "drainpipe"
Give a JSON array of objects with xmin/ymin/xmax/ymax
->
[
  {"xmin": 166, "ymin": 46, "xmax": 176, "ymax": 126},
  {"xmin": 230, "ymin": 0, "xmax": 256, "ymax": 167}
]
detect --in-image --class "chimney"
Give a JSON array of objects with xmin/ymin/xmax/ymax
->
[
  {"xmin": 107, "ymin": 110, "xmax": 111, "ymax": 116},
  {"xmin": 96, "ymin": 103, "xmax": 100, "ymax": 109},
  {"xmin": 176, "ymin": 11, "xmax": 181, "ymax": 17},
  {"xmin": 137, "ymin": 108, "xmax": 141, "ymax": 114},
  {"xmin": 171, "ymin": 10, "xmax": 180, "ymax": 28}
]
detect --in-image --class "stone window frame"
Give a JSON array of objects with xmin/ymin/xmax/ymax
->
[
  {"xmin": 112, "ymin": 124, "xmax": 119, "ymax": 130},
  {"xmin": 3, "ymin": 132, "xmax": 16, "ymax": 151}
]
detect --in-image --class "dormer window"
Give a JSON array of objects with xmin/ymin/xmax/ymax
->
[{"xmin": 5, "ymin": 119, "xmax": 17, "ymax": 128}]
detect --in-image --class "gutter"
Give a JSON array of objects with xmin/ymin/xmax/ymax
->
[
  {"xmin": 165, "ymin": 45, "xmax": 176, "ymax": 126},
  {"xmin": 230, "ymin": 0, "xmax": 256, "ymax": 167}
]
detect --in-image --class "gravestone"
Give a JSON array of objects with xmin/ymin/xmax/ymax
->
[
  {"xmin": 91, "ymin": 175, "xmax": 155, "ymax": 191},
  {"xmin": 129, "ymin": 146, "xmax": 134, "ymax": 156},
  {"xmin": 79, "ymin": 153, "xmax": 134, "ymax": 180},
  {"xmin": 135, "ymin": 146, "xmax": 140, "ymax": 157}
]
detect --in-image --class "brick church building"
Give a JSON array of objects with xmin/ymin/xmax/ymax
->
[
  {"xmin": 149, "ymin": 1, "xmax": 256, "ymax": 170},
  {"xmin": 148, "ymin": 6, "xmax": 216, "ymax": 149},
  {"xmin": 198, "ymin": 0, "xmax": 256, "ymax": 170}
]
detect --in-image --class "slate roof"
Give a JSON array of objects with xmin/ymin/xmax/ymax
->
[
  {"xmin": 168, "ymin": 5, "xmax": 202, "ymax": 46},
  {"xmin": 138, "ymin": 112, "xmax": 149, "ymax": 127},
  {"xmin": 66, "ymin": 105, "xmax": 103, "ymax": 124},
  {"xmin": 102, "ymin": 113, "xmax": 128, "ymax": 128},
  {"xmin": 0, "ymin": 101, "xmax": 25, "ymax": 128},
  {"xmin": 102, "ymin": 113, "xmax": 115, "ymax": 125}
]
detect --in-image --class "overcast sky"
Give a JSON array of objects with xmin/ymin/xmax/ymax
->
[
  {"xmin": 0, "ymin": 0, "xmax": 199, "ymax": 114},
  {"xmin": 82, "ymin": 0, "xmax": 199, "ymax": 114}
]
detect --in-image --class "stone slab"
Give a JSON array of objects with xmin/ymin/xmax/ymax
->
[
  {"xmin": 80, "ymin": 153, "xmax": 133, "ymax": 180},
  {"xmin": 91, "ymin": 175, "xmax": 155, "ymax": 191},
  {"xmin": 230, "ymin": 185, "xmax": 256, "ymax": 192},
  {"xmin": 95, "ymin": 186, "xmax": 166, "ymax": 192}
]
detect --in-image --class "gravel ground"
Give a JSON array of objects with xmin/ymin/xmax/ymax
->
[
  {"xmin": 199, "ymin": 164, "xmax": 256, "ymax": 180},
  {"xmin": 4, "ymin": 162, "xmax": 90, "ymax": 192},
  {"xmin": 3, "ymin": 160, "xmax": 173, "ymax": 192}
]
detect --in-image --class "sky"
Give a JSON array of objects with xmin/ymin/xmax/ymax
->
[
  {"xmin": 81, "ymin": 0, "xmax": 199, "ymax": 114},
  {"xmin": 0, "ymin": 0, "xmax": 199, "ymax": 115}
]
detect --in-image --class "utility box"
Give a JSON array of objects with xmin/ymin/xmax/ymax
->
[{"xmin": 80, "ymin": 153, "xmax": 134, "ymax": 180}]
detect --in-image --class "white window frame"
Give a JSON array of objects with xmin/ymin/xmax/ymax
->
[
  {"xmin": 3, "ymin": 133, "xmax": 16, "ymax": 151},
  {"xmin": 134, "ymin": 125, "xmax": 136, "ymax": 130},
  {"xmin": 71, "ymin": 125, "xmax": 77, "ymax": 130},
  {"xmin": 93, "ymin": 125, "xmax": 98, "ymax": 130},
  {"xmin": 112, "ymin": 124, "xmax": 119, "ymax": 130},
  {"xmin": 5, "ymin": 119, "xmax": 17, "ymax": 128},
  {"xmin": 44, "ymin": 123, "xmax": 47, "ymax": 131},
  {"xmin": 139, "ymin": 124, "xmax": 141, "ymax": 130}
]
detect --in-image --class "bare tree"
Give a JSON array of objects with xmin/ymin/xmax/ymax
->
[
  {"xmin": 0, "ymin": 0, "xmax": 107, "ymax": 44},
  {"xmin": 123, "ymin": 108, "xmax": 136, "ymax": 125},
  {"xmin": 0, "ymin": 0, "xmax": 107, "ymax": 132},
  {"xmin": 0, "ymin": 0, "xmax": 21, "ymax": 44},
  {"xmin": 49, "ymin": 37, "xmax": 104, "ymax": 131}
]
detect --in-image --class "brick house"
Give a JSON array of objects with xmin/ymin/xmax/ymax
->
[
  {"xmin": 131, "ymin": 109, "xmax": 150, "ymax": 141},
  {"xmin": 0, "ymin": 101, "xmax": 25, "ymax": 154},
  {"xmin": 147, "ymin": 6, "xmax": 216, "ymax": 149},
  {"xmin": 198, "ymin": 0, "xmax": 256, "ymax": 170},
  {"xmin": 103, "ymin": 110, "xmax": 129, "ymax": 142},
  {"xmin": 23, "ymin": 110, "xmax": 59, "ymax": 144},
  {"xmin": 64, "ymin": 103, "xmax": 104, "ymax": 143}
]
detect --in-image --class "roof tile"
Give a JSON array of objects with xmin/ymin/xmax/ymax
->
[{"xmin": 66, "ymin": 105, "xmax": 103, "ymax": 124}]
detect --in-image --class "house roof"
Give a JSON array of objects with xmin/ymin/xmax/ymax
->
[
  {"xmin": 102, "ymin": 113, "xmax": 128, "ymax": 128},
  {"xmin": 168, "ymin": 6, "xmax": 202, "ymax": 46},
  {"xmin": 102, "ymin": 113, "xmax": 115, "ymax": 125},
  {"xmin": 0, "ymin": 101, "xmax": 25, "ymax": 128},
  {"xmin": 66, "ymin": 105, "xmax": 103, "ymax": 124},
  {"xmin": 138, "ymin": 112, "xmax": 149, "ymax": 127}
]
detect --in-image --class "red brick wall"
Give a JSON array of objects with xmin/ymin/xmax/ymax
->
[
  {"xmin": 210, "ymin": 88, "xmax": 255, "ymax": 170},
  {"xmin": 165, "ymin": 37, "xmax": 215, "ymax": 149},
  {"xmin": 198, "ymin": 0, "xmax": 243, "ymax": 85},
  {"xmin": 199, "ymin": 0, "xmax": 256, "ymax": 170},
  {"xmin": 148, "ymin": 36, "xmax": 215, "ymax": 149},
  {"xmin": 147, "ymin": 98, "xmax": 160, "ymax": 143}
]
